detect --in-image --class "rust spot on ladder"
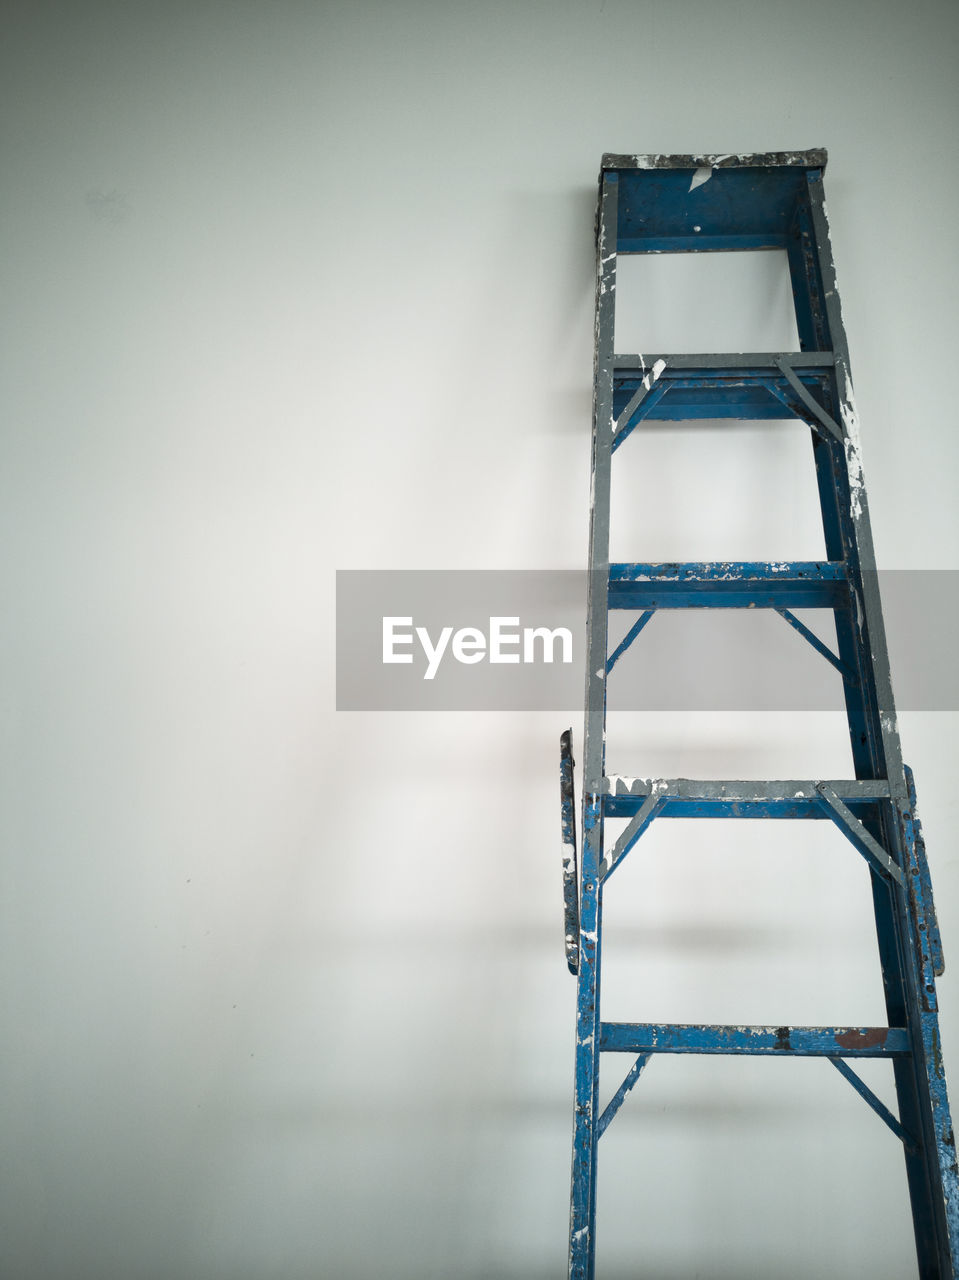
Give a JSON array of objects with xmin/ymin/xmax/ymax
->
[{"xmin": 835, "ymin": 1027, "xmax": 888, "ymax": 1051}]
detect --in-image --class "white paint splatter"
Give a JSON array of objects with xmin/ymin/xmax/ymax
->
[
  {"xmin": 641, "ymin": 357, "xmax": 666, "ymax": 392},
  {"xmin": 689, "ymin": 166, "xmax": 712, "ymax": 192},
  {"xmin": 838, "ymin": 363, "xmax": 865, "ymax": 521}
]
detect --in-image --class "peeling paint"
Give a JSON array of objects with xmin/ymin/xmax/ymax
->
[
  {"xmin": 838, "ymin": 363, "xmax": 865, "ymax": 521},
  {"xmin": 641, "ymin": 357, "xmax": 666, "ymax": 393},
  {"xmin": 607, "ymin": 150, "xmax": 827, "ymax": 171},
  {"xmin": 835, "ymin": 1027, "xmax": 889, "ymax": 1051},
  {"xmin": 689, "ymin": 165, "xmax": 712, "ymax": 192}
]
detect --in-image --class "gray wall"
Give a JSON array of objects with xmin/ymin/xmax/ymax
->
[{"xmin": 2, "ymin": 2, "xmax": 957, "ymax": 1277}]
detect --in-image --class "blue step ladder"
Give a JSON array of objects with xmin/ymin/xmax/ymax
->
[{"xmin": 561, "ymin": 150, "xmax": 959, "ymax": 1279}]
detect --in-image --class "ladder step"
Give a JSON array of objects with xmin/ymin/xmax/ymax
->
[
  {"xmin": 599, "ymin": 1022, "xmax": 911, "ymax": 1058},
  {"xmin": 608, "ymin": 561, "xmax": 847, "ymax": 609},
  {"xmin": 612, "ymin": 355, "xmax": 838, "ymax": 421},
  {"xmin": 603, "ymin": 777, "xmax": 889, "ymax": 820},
  {"xmin": 604, "ymin": 150, "xmax": 829, "ymax": 171},
  {"xmin": 614, "ymin": 352, "xmax": 835, "ymax": 369},
  {"xmin": 606, "ymin": 151, "xmax": 826, "ymax": 253}
]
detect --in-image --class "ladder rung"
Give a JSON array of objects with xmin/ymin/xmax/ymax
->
[
  {"xmin": 612, "ymin": 359, "xmax": 839, "ymax": 422},
  {"xmin": 603, "ymin": 778, "xmax": 890, "ymax": 820},
  {"xmin": 613, "ymin": 351, "xmax": 835, "ymax": 370},
  {"xmin": 603, "ymin": 150, "xmax": 828, "ymax": 172},
  {"xmin": 599, "ymin": 1023, "xmax": 910, "ymax": 1058},
  {"xmin": 608, "ymin": 561, "xmax": 847, "ymax": 609}
]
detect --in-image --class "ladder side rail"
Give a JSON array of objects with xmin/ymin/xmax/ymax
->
[
  {"xmin": 807, "ymin": 425, "xmax": 880, "ymax": 775},
  {"xmin": 811, "ymin": 386, "xmax": 892, "ymax": 782},
  {"xmin": 789, "ymin": 163, "xmax": 898, "ymax": 787},
  {"xmin": 803, "ymin": 169, "xmax": 905, "ymax": 792},
  {"xmin": 802, "ymin": 168, "xmax": 959, "ymax": 1278},
  {"xmin": 569, "ymin": 169, "xmax": 618, "ymax": 1280},
  {"xmin": 901, "ymin": 799, "xmax": 959, "ymax": 1246},
  {"xmin": 889, "ymin": 801, "xmax": 959, "ymax": 1277},
  {"xmin": 778, "ymin": 367, "xmax": 951, "ymax": 1273},
  {"xmin": 786, "ymin": 173, "xmax": 831, "ymax": 352}
]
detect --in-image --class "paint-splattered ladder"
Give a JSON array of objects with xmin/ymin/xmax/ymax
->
[{"xmin": 561, "ymin": 151, "xmax": 959, "ymax": 1279}]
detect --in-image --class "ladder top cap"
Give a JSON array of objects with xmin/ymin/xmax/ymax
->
[{"xmin": 602, "ymin": 149, "xmax": 828, "ymax": 173}]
